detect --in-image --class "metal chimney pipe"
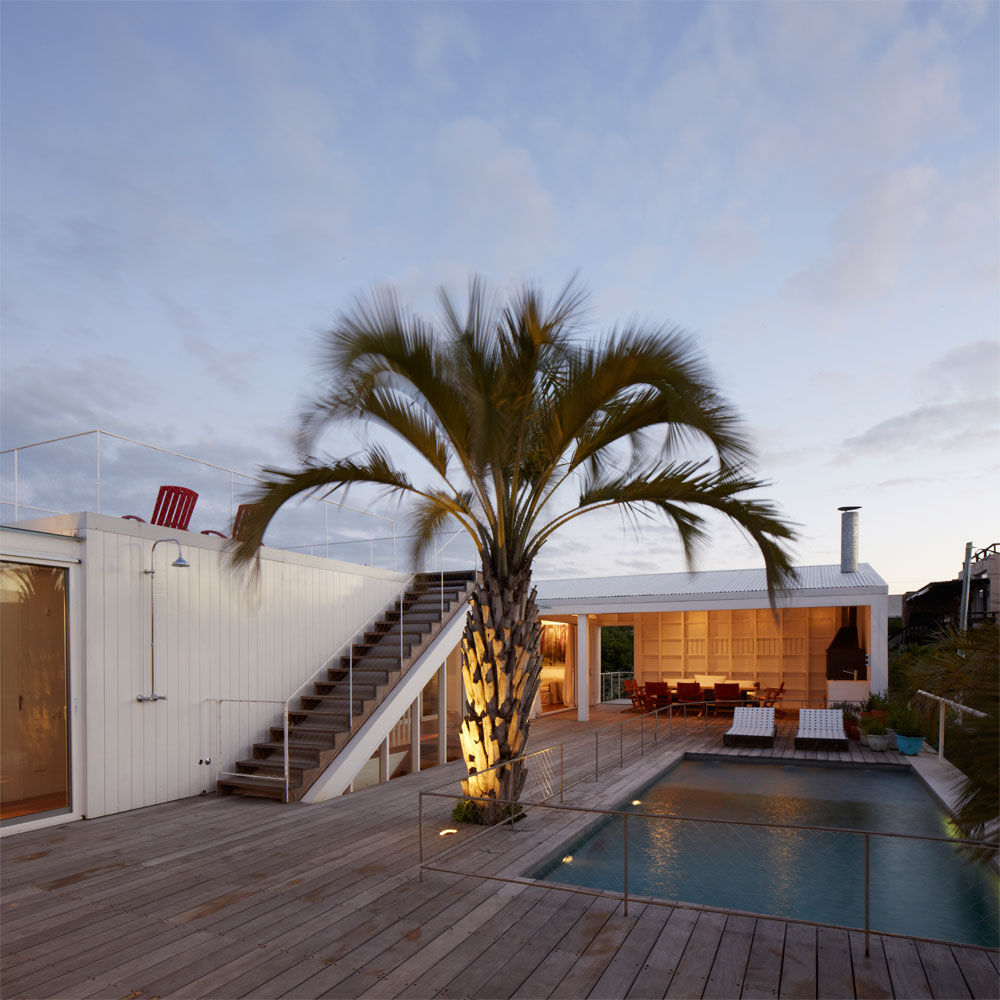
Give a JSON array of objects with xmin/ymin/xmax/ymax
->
[{"xmin": 838, "ymin": 506, "xmax": 861, "ymax": 574}]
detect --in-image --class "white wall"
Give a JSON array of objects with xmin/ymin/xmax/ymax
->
[{"xmin": 5, "ymin": 514, "xmax": 408, "ymax": 820}]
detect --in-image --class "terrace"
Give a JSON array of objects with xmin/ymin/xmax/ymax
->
[{"xmin": 3, "ymin": 706, "xmax": 997, "ymax": 999}]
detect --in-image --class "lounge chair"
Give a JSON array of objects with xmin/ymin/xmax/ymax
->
[
  {"xmin": 794, "ymin": 709, "xmax": 848, "ymax": 751},
  {"xmin": 123, "ymin": 485, "xmax": 198, "ymax": 531},
  {"xmin": 723, "ymin": 707, "xmax": 775, "ymax": 747}
]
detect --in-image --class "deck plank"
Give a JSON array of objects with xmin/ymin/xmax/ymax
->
[
  {"xmin": 664, "ymin": 909, "xmax": 727, "ymax": 998},
  {"xmin": 741, "ymin": 917, "xmax": 786, "ymax": 999},
  {"xmin": 948, "ymin": 946, "xmax": 1000, "ymax": 998},
  {"xmin": 915, "ymin": 941, "xmax": 973, "ymax": 1000},
  {"xmin": 779, "ymin": 921, "xmax": 817, "ymax": 999},
  {"xmin": 848, "ymin": 931, "xmax": 892, "ymax": 999},
  {"xmin": 587, "ymin": 902, "xmax": 672, "ymax": 999},
  {"xmin": 881, "ymin": 935, "xmax": 933, "ymax": 999},
  {"xmin": 626, "ymin": 906, "xmax": 699, "ymax": 999},
  {"xmin": 816, "ymin": 926, "xmax": 856, "ymax": 999},
  {"xmin": 702, "ymin": 913, "xmax": 754, "ymax": 999}
]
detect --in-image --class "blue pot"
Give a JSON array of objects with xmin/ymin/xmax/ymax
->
[{"xmin": 895, "ymin": 734, "xmax": 923, "ymax": 756}]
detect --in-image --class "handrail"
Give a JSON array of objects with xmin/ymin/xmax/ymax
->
[
  {"xmin": 2, "ymin": 428, "xmax": 397, "ymax": 567},
  {"xmin": 262, "ymin": 528, "xmax": 472, "ymax": 795},
  {"xmin": 915, "ymin": 689, "xmax": 987, "ymax": 763},
  {"xmin": 214, "ymin": 698, "xmax": 289, "ymax": 802}
]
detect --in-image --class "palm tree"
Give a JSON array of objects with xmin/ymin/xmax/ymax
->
[{"xmin": 231, "ymin": 278, "xmax": 796, "ymax": 815}]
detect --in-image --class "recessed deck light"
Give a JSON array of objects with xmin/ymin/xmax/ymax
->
[
  {"xmin": 439, "ymin": 828, "xmax": 458, "ymax": 836},
  {"xmin": 632, "ymin": 800, "xmax": 641, "ymax": 806},
  {"xmin": 562, "ymin": 855, "xmax": 573, "ymax": 864}
]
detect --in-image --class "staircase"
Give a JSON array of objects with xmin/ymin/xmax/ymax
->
[{"xmin": 217, "ymin": 569, "xmax": 477, "ymax": 801}]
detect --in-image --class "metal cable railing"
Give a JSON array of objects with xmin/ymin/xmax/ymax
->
[
  {"xmin": 1, "ymin": 428, "xmax": 399, "ymax": 567},
  {"xmin": 418, "ymin": 725, "xmax": 1000, "ymax": 951}
]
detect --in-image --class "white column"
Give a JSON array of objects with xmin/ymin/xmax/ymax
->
[
  {"xmin": 869, "ymin": 595, "xmax": 889, "ymax": 694},
  {"xmin": 437, "ymin": 662, "xmax": 447, "ymax": 766},
  {"xmin": 410, "ymin": 697, "xmax": 421, "ymax": 774},
  {"xmin": 576, "ymin": 614, "xmax": 590, "ymax": 721}
]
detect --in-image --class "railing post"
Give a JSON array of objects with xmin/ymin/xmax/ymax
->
[
  {"xmin": 640, "ymin": 715, "xmax": 644, "ymax": 757},
  {"xmin": 95, "ymin": 431, "xmax": 102, "ymax": 513},
  {"xmin": 938, "ymin": 702, "xmax": 945, "ymax": 762},
  {"xmin": 13, "ymin": 449, "xmax": 18, "ymax": 521},
  {"xmin": 620, "ymin": 721, "xmax": 624, "ymax": 768},
  {"xmin": 595, "ymin": 731, "xmax": 599, "ymax": 782},
  {"xmin": 418, "ymin": 792, "xmax": 424, "ymax": 881},
  {"xmin": 559, "ymin": 744, "xmax": 563, "ymax": 803},
  {"xmin": 623, "ymin": 812, "xmax": 629, "ymax": 917},
  {"xmin": 283, "ymin": 703, "xmax": 290, "ymax": 803},
  {"xmin": 864, "ymin": 832, "xmax": 870, "ymax": 957},
  {"xmin": 349, "ymin": 645, "xmax": 353, "ymax": 728},
  {"xmin": 217, "ymin": 700, "xmax": 222, "ymax": 786}
]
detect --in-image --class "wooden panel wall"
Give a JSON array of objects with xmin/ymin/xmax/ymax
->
[
  {"xmin": 633, "ymin": 606, "xmax": 862, "ymax": 707},
  {"xmin": 80, "ymin": 522, "xmax": 407, "ymax": 818}
]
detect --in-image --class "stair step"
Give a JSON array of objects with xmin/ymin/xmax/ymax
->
[
  {"xmin": 216, "ymin": 773, "xmax": 288, "ymax": 800},
  {"xmin": 252, "ymin": 742, "xmax": 321, "ymax": 764},
  {"xmin": 236, "ymin": 758, "xmax": 308, "ymax": 779}
]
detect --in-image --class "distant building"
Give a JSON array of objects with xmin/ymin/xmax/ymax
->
[{"xmin": 898, "ymin": 544, "xmax": 999, "ymax": 648}]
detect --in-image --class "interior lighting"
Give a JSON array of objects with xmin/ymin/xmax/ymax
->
[{"xmin": 439, "ymin": 828, "xmax": 458, "ymax": 836}]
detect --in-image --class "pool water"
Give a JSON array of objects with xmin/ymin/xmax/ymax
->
[{"xmin": 532, "ymin": 759, "xmax": 1000, "ymax": 947}]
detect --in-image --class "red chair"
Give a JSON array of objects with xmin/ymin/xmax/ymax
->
[
  {"xmin": 644, "ymin": 681, "xmax": 674, "ymax": 711},
  {"xmin": 623, "ymin": 679, "xmax": 648, "ymax": 713},
  {"xmin": 675, "ymin": 681, "xmax": 703, "ymax": 716},
  {"xmin": 712, "ymin": 682, "xmax": 742, "ymax": 717},
  {"xmin": 123, "ymin": 486, "xmax": 198, "ymax": 531},
  {"xmin": 201, "ymin": 503, "xmax": 262, "ymax": 542}
]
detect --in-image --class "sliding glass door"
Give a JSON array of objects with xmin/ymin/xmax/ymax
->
[{"xmin": 1, "ymin": 562, "xmax": 70, "ymax": 822}]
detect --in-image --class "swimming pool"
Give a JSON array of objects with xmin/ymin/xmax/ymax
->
[{"xmin": 532, "ymin": 758, "xmax": 1000, "ymax": 947}]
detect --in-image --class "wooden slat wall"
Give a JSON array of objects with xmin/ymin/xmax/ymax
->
[
  {"xmin": 632, "ymin": 607, "xmax": 857, "ymax": 704},
  {"xmin": 79, "ymin": 521, "xmax": 408, "ymax": 819}
]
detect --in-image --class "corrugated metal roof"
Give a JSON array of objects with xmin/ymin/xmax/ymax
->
[{"xmin": 535, "ymin": 563, "xmax": 887, "ymax": 602}]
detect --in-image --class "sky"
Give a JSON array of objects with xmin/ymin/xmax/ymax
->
[{"xmin": 1, "ymin": 0, "xmax": 997, "ymax": 594}]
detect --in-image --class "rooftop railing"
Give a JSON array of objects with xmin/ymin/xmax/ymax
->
[{"xmin": 1, "ymin": 429, "xmax": 407, "ymax": 567}]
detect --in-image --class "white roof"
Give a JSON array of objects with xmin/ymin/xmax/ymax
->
[{"xmin": 535, "ymin": 563, "xmax": 887, "ymax": 609}]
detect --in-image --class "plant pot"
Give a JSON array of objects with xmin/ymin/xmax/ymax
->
[
  {"xmin": 859, "ymin": 730, "xmax": 869, "ymax": 746},
  {"xmin": 861, "ymin": 710, "xmax": 887, "ymax": 723},
  {"xmin": 895, "ymin": 734, "xmax": 924, "ymax": 756},
  {"xmin": 867, "ymin": 733, "xmax": 890, "ymax": 752},
  {"xmin": 844, "ymin": 719, "xmax": 860, "ymax": 741}
]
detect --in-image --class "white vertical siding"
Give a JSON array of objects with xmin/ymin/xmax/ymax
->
[{"xmin": 68, "ymin": 514, "xmax": 408, "ymax": 819}]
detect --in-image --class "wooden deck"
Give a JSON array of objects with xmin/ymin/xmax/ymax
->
[{"xmin": 2, "ymin": 706, "xmax": 998, "ymax": 999}]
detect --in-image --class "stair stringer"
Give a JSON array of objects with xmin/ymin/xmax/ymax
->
[{"xmin": 301, "ymin": 600, "xmax": 469, "ymax": 803}]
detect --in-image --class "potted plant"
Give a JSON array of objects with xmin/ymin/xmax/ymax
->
[
  {"xmin": 860, "ymin": 716, "xmax": 891, "ymax": 751},
  {"xmin": 889, "ymin": 704, "xmax": 926, "ymax": 756},
  {"xmin": 860, "ymin": 692, "xmax": 889, "ymax": 723}
]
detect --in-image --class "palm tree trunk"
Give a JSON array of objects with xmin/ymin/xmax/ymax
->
[{"xmin": 459, "ymin": 565, "xmax": 542, "ymax": 820}]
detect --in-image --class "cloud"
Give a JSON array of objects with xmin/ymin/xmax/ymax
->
[
  {"xmin": 410, "ymin": 9, "xmax": 480, "ymax": 88},
  {"xmin": 918, "ymin": 339, "xmax": 1000, "ymax": 401},
  {"xmin": 839, "ymin": 397, "xmax": 1000, "ymax": 458},
  {"xmin": 427, "ymin": 117, "xmax": 560, "ymax": 273},
  {"xmin": 782, "ymin": 166, "xmax": 937, "ymax": 307}
]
